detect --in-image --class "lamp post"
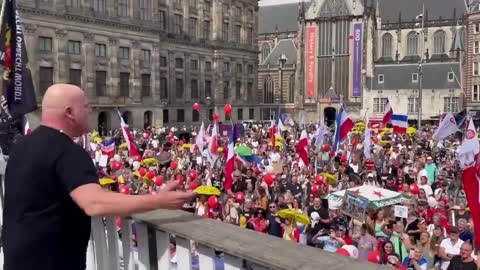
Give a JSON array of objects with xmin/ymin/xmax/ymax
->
[
  {"xmin": 278, "ymin": 53, "xmax": 288, "ymax": 121},
  {"xmin": 417, "ymin": 63, "xmax": 423, "ymax": 129}
]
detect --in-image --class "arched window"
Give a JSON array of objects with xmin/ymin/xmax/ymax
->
[
  {"xmin": 406, "ymin": 31, "xmax": 418, "ymax": 56},
  {"xmin": 288, "ymin": 75, "xmax": 295, "ymax": 103},
  {"xmin": 382, "ymin": 33, "xmax": 393, "ymax": 57},
  {"xmin": 263, "ymin": 76, "xmax": 274, "ymax": 104},
  {"xmin": 433, "ymin": 30, "xmax": 446, "ymax": 54},
  {"xmin": 261, "ymin": 43, "xmax": 270, "ymax": 63}
]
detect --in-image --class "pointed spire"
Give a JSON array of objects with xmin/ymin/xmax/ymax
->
[{"xmin": 375, "ymin": 0, "xmax": 380, "ymax": 17}]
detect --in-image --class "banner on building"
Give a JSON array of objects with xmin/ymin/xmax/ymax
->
[
  {"xmin": 352, "ymin": 22, "xmax": 363, "ymax": 98},
  {"xmin": 0, "ymin": 0, "xmax": 38, "ymax": 154},
  {"xmin": 305, "ymin": 25, "xmax": 317, "ymax": 99}
]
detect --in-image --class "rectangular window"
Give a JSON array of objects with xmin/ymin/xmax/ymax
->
[
  {"xmin": 412, "ymin": 73, "xmax": 419, "ymax": 83},
  {"xmin": 189, "ymin": 0, "xmax": 196, "ymax": 8},
  {"xmin": 140, "ymin": 0, "xmax": 150, "ymax": 20},
  {"xmin": 444, "ymin": 97, "xmax": 460, "ymax": 113},
  {"xmin": 235, "ymin": 81, "xmax": 241, "ymax": 99},
  {"xmin": 378, "ymin": 74, "xmax": 384, "ymax": 84},
  {"xmin": 39, "ymin": 37, "xmax": 52, "ymax": 52},
  {"xmin": 117, "ymin": 0, "xmax": 128, "ymax": 16},
  {"xmin": 68, "ymin": 40, "xmax": 81, "ymax": 55},
  {"xmin": 222, "ymin": 22, "xmax": 229, "ymax": 41},
  {"xmin": 160, "ymin": 56, "xmax": 168, "ymax": 67},
  {"xmin": 192, "ymin": 110, "xmax": 200, "ymax": 122},
  {"xmin": 236, "ymin": 63, "xmax": 242, "ymax": 73},
  {"xmin": 222, "ymin": 4, "xmax": 229, "ymax": 15},
  {"xmin": 39, "ymin": 67, "xmax": 53, "ymax": 95},
  {"xmin": 141, "ymin": 49, "xmax": 151, "ymax": 64},
  {"xmin": 249, "ymin": 108, "xmax": 254, "ymax": 119},
  {"xmin": 160, "ymin": 77, "xmax": 168, "ymax": 99},
  {"xmin": 191, "ymin": 79, "xmax": 199, "ymax": 99},
  {"xmin": 205, "ymin": 80, "xmax": 212, "ymax": 98},
  {"xmin": 408, "ymin": 97, "xmax": 418, "ymax": 113},
  {"xmin": 205, "ymin": 61, "xmax": 212, "ymax": 71},
  {"xmin": 93, "ymin": 0, "xmax": 105, "ymax": 13},
  {"xmin": 95, "ymin": 44, "xmax": 106, "ymax": 57},
  {"xmin": 66, "ymin": 0, "xmax": 81, "ymax": 8},
  {"xmin": 174, "ymin": 14, "xmax": 183, "ymax": 34},
  {"xmin": 141, "ymin": 74, "xmax": 151, "ymax": 97},
  {"xmin": 475, "ymin": 41, "xmax": 480, "ymax": 54},
  {"xmin": 159, "ymin": 10, "xmax": 167, "ymax": 30},
  {"xmin": 247, "ymin": 82, "xmax": 253, "ymax": 101},
  {"xmin": 246, "ymin": 27, "xmax": 253, "ymax": 44},
  {"xmin": 69, "ymin": 69, "xmax": 82, "ymax": 88},
  {"xmin": 177, "ymin": 109, "xmax": 185, "ymax": 122},
  {"xmin": 475, "ymin": 62, "xmax": 479, "ymax": 76},
  {"xmin": 373, "ymin": 97, "xmax": 388, "ymax": 113},
  {"xmin": 234, "ymin": 6, "xmax": 242, "ymax": 17},
  {"xmin": 189, "ymin": 17, "xmax": 197, "ymax": 39},
  {"xmin": 119, "ymin": 47, "xmax": 130, "ymax": 60},
  {"xmin": 176, "ymin": 78, "xmax": 184, "ymax": 98},
  {"xmin": 175, "ymin": 58, "xmax": 184, "ymax": 69},
  {"xmin": 237, "ymin": 108, "xmax": 243, "ymax": 120},
  {"xmin": 223, "ymin": 62, "xmax": 230, "ymax": 72},
  {"xmin": 247, "ymin": 65, "xmax": 253, "ymax": 74},
  {"xmin": 163, "ymin": 109, "xmax": 169, "ymax": 123},
  {"xmin": 223, "ymin": 81, "xmax": 229, "ymax": 100},
  {"xmin": 209, "ymin": 109, "xmax": 214, "ymax": 120},
  {"xmin": 247, "ymin": 10, "xmax": 253, "ymax": 20},
  {"xmin": 234, "ymin": 25, "xmax": 241, "ymax": 43},
  {"xmin": 191, "ymin": 59, "xmax": 198, "ymax": 70},
  {"xmin": 474, "ymin": 85, "xmax": 480, "ymax": 101},
  {"xmin": 203, "ymin": 20, "xmax": 210, "ymax": 40},
  {"xmin": 476, "ymin": 23, "xmax": 480, "ymax": 33},
  {"xmin": 119, "ymin": 72, "xmax": 130, "ymax": 97},
  {"xmin": 448, "ymin": 72, "xmax": 455, "ymax": 82},
  {"xmin": 204, "ymin": 0, "xmax": 211, "ymax": 13},
  {"xmin": 95, "ymin": 71, "xmax": 107, "ymax": 96}
]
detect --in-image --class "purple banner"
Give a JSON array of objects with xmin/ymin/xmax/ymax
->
[{"xmin": 352, "ymin": 22, "xmax": 363, "ymax": 97}]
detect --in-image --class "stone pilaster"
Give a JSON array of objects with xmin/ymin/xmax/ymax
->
[
  {"xmin": 152, "ymin": 44, "xmax": 161, "ymax": 102},
  {"xmin": 108, "ymin": 37, "xmax": 119, "ymax": 96},
  {"xmin": 54, "ymin": 29, "xmax": 68, "ymax": 84},
  {"xmin": 131, "ymin": 40, "xmax": 141, "ymax": 103},
  {"xmin": 83, "ymin": 33, "xmax": 95, "ymax": 98}
]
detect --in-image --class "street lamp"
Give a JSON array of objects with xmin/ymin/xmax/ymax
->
[
  {"xmin": 278, "ymin": 53, "xmax": 288, "ymax": 120},
  {"xmin": 417, "ymin": 63, "xmax": 423, "ymax": 128}
]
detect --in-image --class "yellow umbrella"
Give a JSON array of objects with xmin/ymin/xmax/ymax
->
[
  {"xmin": 275, "ymin": 141, "xmax": 283, "ymax": 147},
  {"xmin": 407, "ymin": 127, "xmax": 416, "ymax": 135},
  {"xmin": 322, "ymin": 172, "xmax": 337, "ymax": 184},
  {"xmin": 92, "ymin": 137, "xmax": 103, "ymax": 143},
  {"xmin": 183, "ymin": 143, "xmax": 192, "ymax": 149},
  {"xmin": 99, "ymin": 178, "xmax": 116, "ymax": 185},
  {"xmin": 141, "ymin": 158, "xmax": 159, "ymax": 166},
  {"xmin": 119, "ymin": 143, "xmax": 128, "ymax": 149},
  {"xmin": 277, "ymin": 209, "xmax": 310, "ymax": 225},
  {"xmin": 194, "ymin": 185, "xmax": 221, "ymax": 196}
]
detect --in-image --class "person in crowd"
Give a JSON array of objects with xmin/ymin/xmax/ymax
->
[
  {"xmin": 446, "ymin": 242, "xmax": 477, "ymax": 270},
  {"xmin": 438, "ymin": 226, "xmax": 464, "ymax": 270},
  {"xmin": 402, "ymin": 246, "xmax": 428, "ymax": 270}
]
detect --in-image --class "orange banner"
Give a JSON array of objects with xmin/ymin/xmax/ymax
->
[{"xmin": 305, "ymin": 26, "xmax": 317, "ymax": 99}]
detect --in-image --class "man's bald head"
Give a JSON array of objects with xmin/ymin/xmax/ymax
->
[{"xmin": 41, "ymin": 84, "xmax": 91, "ymax": 138}]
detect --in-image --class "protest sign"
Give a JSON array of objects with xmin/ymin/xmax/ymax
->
[{"xmin": 341, "ymin": 191, "xmax": 369, "ymax": 222}]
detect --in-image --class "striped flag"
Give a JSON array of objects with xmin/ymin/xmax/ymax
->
[
  {"xmin": 391, "ymin": 114, "xmax": 408, "ymax": 134},
  {"xmin": 224, "ymin": 124, "xmax": 239, "ymax": 192},
  {"xmin": 296, "ymin": 129, "xmax": 309, "ymax": 167},
  {"xmin": 382, "ymin": 98, "xmax": 393, "ymax": 125},
  {"xmin": 100, "ymin": 137, "xmax": 115, "ymax": 158},
  {"xmin": 331, "ymin": 107, "xmax": 354, "ymax": 156},
  {"xmin": 117, "ymin": 110, "xmax": 139, "ymax": 157}
]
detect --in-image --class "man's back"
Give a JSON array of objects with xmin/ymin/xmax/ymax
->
[{"xmin": 2, "ymin": 126, "xmax": 98, "ymax": 270}]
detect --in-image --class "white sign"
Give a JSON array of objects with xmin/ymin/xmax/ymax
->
[
  {"xmin": 394, "ymin": 205, "xmax": 408, "ymax": 219},
  {"xmin": 99, "ymin": 155, "xmax": 109, "ymax": 167}
]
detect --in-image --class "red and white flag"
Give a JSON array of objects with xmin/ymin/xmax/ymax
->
[
  {"xmin": 433, "ymin": 112, "xmax": 458, "ymax": 140},
  {"xmin": 296, "ymin": 129, "xmax": 309, "ymax": 167},
  {"xmin": 382, "ymin": 99, "xmax": 393, "ymax": 125},
  {"xmin": 117, "ymin": 110, "xmax": 139, "ymax": 157},
  {"xmin": 192, "ymin": 122, "xmax": 206, "ymax": 152},
  {"xmin": 269, "ymin": 119, "xmax": 276, "ymax": 146},
  {"xmin": 209, "ymin": 122, "xmax": 218, "ymax": 157}
]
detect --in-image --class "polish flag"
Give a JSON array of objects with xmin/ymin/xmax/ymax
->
[
  {"xmin": 331, "ymin": 107, "xmax": 354, "ymax": 156},
  {"xmin": 117, "ymin": 110, "xmax": 139, "ymax": 157},
  {"xmin": 296, "ymin": 129, "xmax": 309, "ymax": 167},
  {"xmin": 209, "ymin": 122, "xmax": 218, "ymax": 157},
  {"xmin": 382, "ymin": 99, "xmax": 393, "ymax": 126}
]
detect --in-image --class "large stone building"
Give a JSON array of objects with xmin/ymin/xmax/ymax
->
[
  {"xmin": 17, "ymin": 0, "xmax": 258, "ymax": 131},
  {"xmin": 258, "ymin": 0, "xmax": 466, "ymax": 124},
  {"xmin": 464, "ymin": 2, "xmax": 480, "ymax": 115}
]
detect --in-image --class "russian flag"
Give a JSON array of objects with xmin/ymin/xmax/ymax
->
[
  {"xmin": 331, "ymin": 107, "xmax": 354, "ymax": 156},
  {"xmin": 382, "ymin": 98, "xmax": 393, "ymax": 126},
  {"xmin": 101, "ymin": 137, "xmax": 116, "ymax": 158},
  {"xmin": 117, "ymin": 110, "xmax": 139, "ymax": 157},
  {"xmin": 224, "ymin": 124, "xmax": 239, "ymax": 192},
  {"xmin": 391, "ymin": 114, "xmax": 408, "ymax": 134}
]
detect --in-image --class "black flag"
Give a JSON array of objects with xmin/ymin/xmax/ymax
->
[{"xmin": 0, "ymin": 0, "xmax": 37, "ymax": 154}]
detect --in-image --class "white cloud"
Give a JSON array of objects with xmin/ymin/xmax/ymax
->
[{"xmin": 259, "ymin": 0, "xmax": 303, "ymax": 6}]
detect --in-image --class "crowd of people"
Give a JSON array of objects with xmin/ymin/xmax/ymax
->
[{"xmin": 85, "ymin": 120, "xmax": 479, "ymax": 270}]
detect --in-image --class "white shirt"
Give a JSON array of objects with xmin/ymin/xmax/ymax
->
[
  {"xmin": 439, "ymin": 238, "xmax": 464, "ymax": 270},
  {"xmin": 419, "ymin": 184, "xmax": 433, "ymax": 197},
  {"xmin": 270, "ymin": 152, "xmax": 281, "ymax": 162}
]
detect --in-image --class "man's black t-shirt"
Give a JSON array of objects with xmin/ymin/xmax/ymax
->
[
  {"xmin": 3, "ymin": 126, "xmax": 98, "ymax": 270},
  {"xmin": 447, "ymin": 255, "xmax": 477, "ymax": 270}
]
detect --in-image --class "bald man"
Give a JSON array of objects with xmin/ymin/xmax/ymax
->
[{"xmin": 2, "ymin": 84, "xmax": 196, "ymax": 270}]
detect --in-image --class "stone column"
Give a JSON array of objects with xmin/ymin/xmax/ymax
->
[
  {"xmin": 131, "ymin": 41, "xmax": 142, "ymax": 103},
  {"xmin": 83, "ymin": 33, "xmax": 96, "ymax": 98},
  {"xmin": 152, "ymin": 44, "xmax": 161, "ymax": 103},
  {"xmin": 184, "ymin": 53, "xmax": 191, "ymax": 103},
  {"xmin": 54, "ymin": 29, "xmax": 68, "ymax": 84},
  {"xmin": 108, "ymin": 37, "xmax": 119, "ymax": 97}
]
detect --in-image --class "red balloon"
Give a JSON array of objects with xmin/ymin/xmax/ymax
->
[
  {"xmin": 235, "ymin": 192, "xmax": 245, "ymax": 204},
  {"xmin": 170, "ymin": 160, "xmax": 178, "ymax": 170},
  {"xmin": 367, "ymin": 250, "xmax": 380, "ymax": 264},
  {"xmin": 178, "ymin": 140, "xmax": 184, "ymax": 146},
  {"xmin": 372, "ymin": 137, "xmax": 379, "ymax": 144},
  {"xmin": 154, "ymin": 176, "xmax": 164, "ymax": 186},
  {"xmin": 263, "ymin": 173, "xmax": 276, "ymax": 186},
  {"xmin": 193, "ymin": 103, "xmax": 200, "ymax": 111},
  {"xmin": 340, "ymin": 155, "xmax": 347, "ymax": 163},
  {"xmin": 189, "ymin": 171, "xmax": 198, "ymax": 180},
  {"xmin": 410, "ymin": 183, "xmax": 420, "ymax": 195},
  {"xmin": 322, "ymin": 144, "xmax": 329, "ymax": 152},
  {"xmin": 169, "ymin": 138, "xmax": 175, "ymax": 144},
  {"xmin": 351, "ymin": 139, "xmax": 358, "ymax": 145},
  {"xmin": 189, "ymin": 181, "xmax": 199, "ymax": 190},
  {"xmin": 119, "ymin": 185, "xmax": 130, "ymax": 195},
  {"xmin": 139, "ymin": 168, "xmax": 147, "ymax": 177},
  {"xmin": 315, "ymin": 174, "xmax": 325, "ymax": 185},
  {"xmin": 112, "ymin": 161, "xmax": 122, "ymax": 171},
  {"xmin": 208, "ymin": 195, "xmax": 218, "ymax": 209},
  {"xmin": 176, "ymin": 174, "xmax": 184, "ymax": 184},
  {"xmin": 336, "ymin": 248, "xmax": 350, "ymax": 257},
  {"xmin": 213, "ymin": 113, "xmax": 219, "ymax": 120},
  {"xmin": 311, "ymin": 184, "xmax": 319, "ymax": 195},
  {"xmin": 147, "ymin": 170, "xmax": 155, "ymax": 180},
  {"xmin": 144, "ymin": 133, "xmax": 150, "ymax": 139},
  {"xmin": 168, "ymin": 133, "xmax": 173, "ymax": 139},
  {"xmin": 224, "ymin": 104, "xmax": 232, "ymax": 116}
]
